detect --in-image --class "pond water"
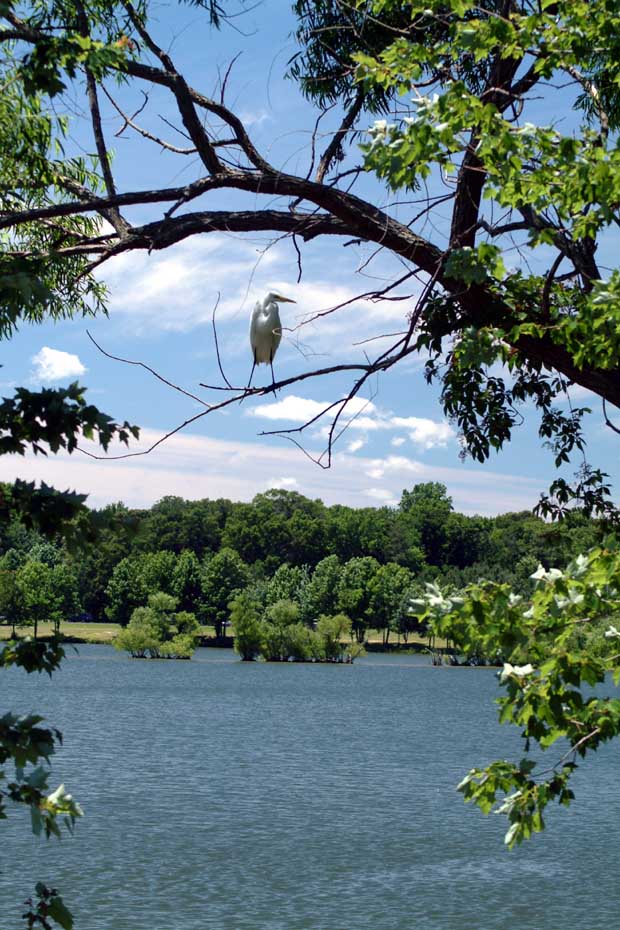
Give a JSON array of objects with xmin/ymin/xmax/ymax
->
[{"xmin": 1, "ymin": 646, "xmax": 619, "ymax": 930}]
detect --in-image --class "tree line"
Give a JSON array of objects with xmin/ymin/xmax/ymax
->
[{"xmin": 0, "ymin": 482, "xmax": 607, "ymax": 642}]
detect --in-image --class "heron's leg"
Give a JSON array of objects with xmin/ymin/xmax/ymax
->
[
  {"xmin": 270, "ymin": 355, "xmax": 277, "ymax": 394},
  {"xmin": 240, "ymin": 357, "xmax": 256, "ymax": 404}
]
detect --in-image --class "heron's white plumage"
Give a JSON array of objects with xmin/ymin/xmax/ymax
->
[{"xmin": 249, "ymin": 292, "xmax": 295, "ymax": 364}]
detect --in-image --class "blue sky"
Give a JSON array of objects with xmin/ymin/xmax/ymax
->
[{"xmin": 2, "ymin": 1, "xmax": 618, "ymax": 514}]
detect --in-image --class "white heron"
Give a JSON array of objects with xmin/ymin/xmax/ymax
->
[{"xmin": 248, "ymin": 291, "xmax": 296, "ymax": 390}]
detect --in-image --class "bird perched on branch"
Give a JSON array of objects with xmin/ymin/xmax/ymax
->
[{"xmin": 248, "ymin": 291, "xmax": 296, "ymax": 390}]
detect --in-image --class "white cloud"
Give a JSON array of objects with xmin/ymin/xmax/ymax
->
[
  {"xmin": 366, "ymin": 456, "xmax": 424, "ymax": 481},
  {"xmin": 347, "ymin": 438, "xmax": 365, "ymax": 453},
  {"xmin": 391, "ymin": 436, "xmax": 406, "ymax": 447},
  {"xmin": 271, "ymin": 476, "xmax": 298, "ymax": 489},
  {"xmin": 31, "ymin": 347, "xmax": 86, "ymax": 382},
  {"xmin": 238, "ymin": 108, "xmax": 271, "ymax": 127},
  {"xmin": 249, "ymin": 394, "xmax": 376, "ymax": 424},
  {"xmin": 365, "ymin": 487, "xmax": 398, "ymax": 506},
  {"xmin": 391, "ymin": 416, "xmax": 455, "ymax": 449}
]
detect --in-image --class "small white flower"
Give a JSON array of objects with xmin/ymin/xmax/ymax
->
[
  {"xmin": 508, "ymin": 593, "xmax": 523, "ymax": 607},
  {"xmin": 496, "ymin": 791, "xmax": 522, "ymax": 815},
  {"xmin": 530, "ymin": 564, "xmax": 563, "ymax": 584},
  {"xmin": 554, "ymin": 589, "xmax": 583, "ymax": 610},
  {"xmin": 516, "ymin": 122, "xmax": 538, "ymax": 135},
  {"xmin": 571, "ymin": 554, "xmax": 589, "ymax": 578},
  {"xmin": 604, "ymin": 625, "xmax": 620, "ymax": 640},
  {"xmin": 513, "ymin": 663, "xmax": 534, "ymax": 677},
  {"xmin": 499, "ymin": 662, "xmax": 534, "ymax": 683}
]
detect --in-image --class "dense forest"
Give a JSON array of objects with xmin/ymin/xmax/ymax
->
[{"xmin": 0, "ymin": 481, "xmax": 607, "ymax": 644}]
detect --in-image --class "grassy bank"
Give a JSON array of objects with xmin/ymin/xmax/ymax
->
[{"xmin": 0, "ymin": 621, "xmax": 435, "ymax": 649}]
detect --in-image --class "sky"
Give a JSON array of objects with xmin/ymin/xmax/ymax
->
[{"xmin": 2, "ymin": 0, "xmax": 618, "ymax": 515}]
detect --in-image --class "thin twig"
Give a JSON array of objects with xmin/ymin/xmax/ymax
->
[
  {"xmin": 103, "ymin": 85, "xmax": 197, "ymax": 154},
  {"xmin": 211, "ymin": 292, "xmax": 233, "ymax": 389},
  {"xmin": 86, "ymin": 331, "xmax": 210, "ymax": 407}
]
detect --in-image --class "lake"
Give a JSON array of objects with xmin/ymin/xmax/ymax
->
[{"xmin": 1, "ymin": 645, "xmax": 619, "ymax": 929}]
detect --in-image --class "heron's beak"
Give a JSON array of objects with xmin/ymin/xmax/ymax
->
[{"xmin": 274, "ymin": 295, "xmax": 296, "ymax": 303}]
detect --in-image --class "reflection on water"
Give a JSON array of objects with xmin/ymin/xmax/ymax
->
[{"xmin": 1, "ymin": 646, "xmax": 619, "ymax": 930}]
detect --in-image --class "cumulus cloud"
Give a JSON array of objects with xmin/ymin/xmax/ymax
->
[
  {"xmin": 391, "ymin": 416, "xmax": 455, "ymax": 449},
  {"xmin": 250, "ymin": 395, "xmax": 455, "ymax": 458},
  {"xmin": 347, "ymin": 438, "xmax": 366, "ymax": 453},
  {"xmin": 31, "ymin": 347, "xmax": 86, "ymax": 382},
  {"xmin": 366, "ymin": 455, "xmax": 424, "ymax": 481},
  {"xmin": 249, "ymin": 394, "xmax": 376, "ymax": 423},
  {"xmin": 271, "ymin": 476, "xmax": 299, "ymax": 489}
]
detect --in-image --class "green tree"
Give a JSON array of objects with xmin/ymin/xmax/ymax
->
[
  {"xmin": 15, "ymin": 562, "xmax": 55, "ymax": 639},
  {"xmin": 368, "ymin": 562, "xmax": 413, "ymax": 645},
  {"xmin": 229, "ymin": 590, "xmax": 263, "ymax": 661},
  {"xmin": 200, "ymin": 547, "xmax": 249, "ymax": 639},
  {"xmin": 48, "ymin": 562, "xmax": 80, "ymax": 634},
  {"xmin": 26, "ymin": 541, "xmax": 64, "ymax": 568},
  {"xmin": 0, "ymin": 568, "xmax": 19, "ymax": 635},
  {"xmin": 114, "ymin": 592, "xmax": 198, "ymax": 659},
  {"xmin": 104, "ymin": 557, "xmax": 149, "ymax": 626},
  {"xmin": 260, "ymin": 598, "xmax": 306, "ymax": 661},
  {"xmin": 105, "ymin": 550, "xmax": 177, "ymax": 624},
  {"xmin": 337, "ymin": 556, "xmax": 381, "ymax": 643},
  {"xmin": 265, "ymin": 563, "xmax": 310, "ymax": 609},
  {"xmin": 444, "ymin": 514, "xmax": 492, "ymax": 570},
  {"xmin": 315, "ymin": 613, "xmax": 352, "ymax": 661},
  {"xmin": 172, "ymin": 550, "xmax": 203, "ymax": 614},
  {"xmin": 400, "ymin": 484, "xmax": 454, "ymax": 567},
  {"xmin": 304, "ymin": 555, "xmax": 342, "ymax": 622},
  {"xmin": 417, "ymin": 549, "xmax": 620, "ymax": 846}
]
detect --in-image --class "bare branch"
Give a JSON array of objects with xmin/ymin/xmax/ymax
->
[
  {"xmin": 86, "ymin": 331, "xmax": 210, "ymax": 408},
  {"xmin": 121, "ymin": 0, "xmax": 224, "ymax": 175},
  {"xmin": 103, "ymin": 86, "xmax": 197, "ymax": 154},
  {"xmin": 211, "ymin": 293, "xmax": 233, "ymax": 390}
]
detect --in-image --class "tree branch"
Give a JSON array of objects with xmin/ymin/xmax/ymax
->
[
  {"xmin": 75, "ymin": 1, "xmax": 129, "ymax": 237},
  {"xmin": 121, "ymin": 0, "xmax": 223, "ymax": 175},
  {"xmin": 102, "ymin": 86, "xmax": 197, "ymax": 154}
]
